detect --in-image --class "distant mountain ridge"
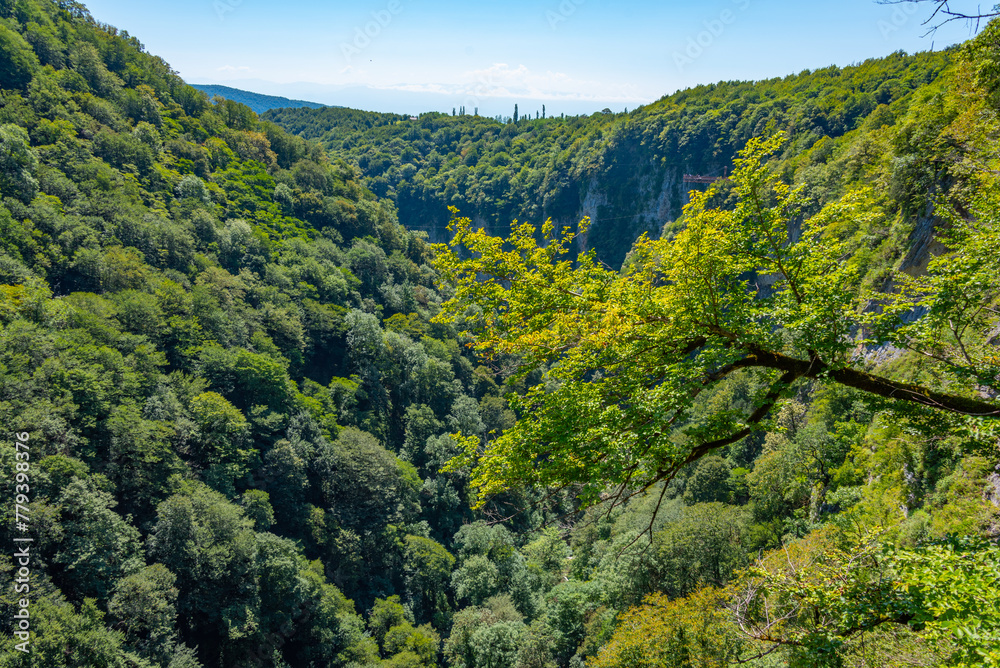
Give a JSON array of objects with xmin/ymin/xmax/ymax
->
[
  {"xmin": 191, "ymin": 84, "xmax": 330, "ymax": 113},
  {"xmin": 264, "ymin": 48, "xmax": 956, "ymax": 268}
]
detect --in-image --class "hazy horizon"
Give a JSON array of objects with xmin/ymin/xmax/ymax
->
[{"xmin": 82, "ymin": 0, "xmax": 984, "ymax": 117}]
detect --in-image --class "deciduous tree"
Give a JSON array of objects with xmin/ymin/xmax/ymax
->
[{"xmin": 434, "ymin": 134, "xmax": 999, "ymax": 528}]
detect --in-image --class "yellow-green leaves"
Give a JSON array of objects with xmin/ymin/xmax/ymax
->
[
  {"xmin": 432, "ymin": 133, "xmax": 1000, "ymax": 512},
  {"xmin": 591, "ymin": 588, "xmax": 746, "ymax": 668},
  {"xmin": 891, "ymin": 537, "xmax": 1000, "ymax": 667},
  {"xmin": 875, "ymin": 185, "xmax": 1000, "ymax": 392},
  {"xmin": 732, "ymin": 532, "xmax": 1000, "ymax": 667}
]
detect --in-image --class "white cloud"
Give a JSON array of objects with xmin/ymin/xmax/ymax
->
[
  {"xmin": 216, "ymin": 65, "xmax": 253, "ymax": 73},
  {"xmin": 374, "ymin": 63, "xmax": 647, "ymax": 103}
]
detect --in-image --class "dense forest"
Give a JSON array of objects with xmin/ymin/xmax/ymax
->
[
  {"xmin": 1, "ymin": 0, "xmax": 999, "ymax": 667},
  {"xmin": 264, "ymin": 49, "xmax": 952, "ymax": 268},
  {"xmin": 190, "ymin": 86, "xmax": 327, "ymax": 116}
]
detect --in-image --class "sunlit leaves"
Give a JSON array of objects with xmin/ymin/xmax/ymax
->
[
  {"xmin": 732, "ymin": 531, "xmax": 1000, "ymax": 666},
  {"xmin": 434, "ymin": 133, "xmax": 996, "ymax": 511}
]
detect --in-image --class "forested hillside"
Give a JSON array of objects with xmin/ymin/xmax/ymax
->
[
  {"xmin": 1, "ymin": 1, "xmax": 1000, "ymax": 667},
  {"xmin": 0, "ymin": 1, "xmax": 546, "ymax": 666},
  {"xmin": 190, "ymin": 85, "xmax": 327, "ymax": 115},
  {"xmin": 265, "ymin": 49, "xmax": 952, "ymax": 268}
]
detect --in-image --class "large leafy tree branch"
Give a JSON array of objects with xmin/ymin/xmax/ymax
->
[{"xmin": 433, "ymin": 134, "xmax": 1000, "ymax": 517}]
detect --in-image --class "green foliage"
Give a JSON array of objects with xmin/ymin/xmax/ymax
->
[
  {"xmin": 522, "ymin": 528, "xmax": 570, "ymax": 587},
  {"xmin": 442, "ymin": 600, "xmax": 526, "ymax": 668},
  {"xmin": 0, "ymin": 23, "xmax": 39, "ymax": 89},
  {"xmin": 682, "ymin": 456, "xmax": 733, "ymax": 505},
  {"xmin": 434, "ymin": 135, "xmax": 997, "ymax": 514},
  {"xmin": 0, "ymin": 124, "xmax": 38, "ymax": 201},
  {"xmin": 875, "ymin": 185, "xmax": 1000, "ymax": 393},
  {"xmin": 369, "ymin": 595, "xmax": 413, "ymax": 652},
  {"xmin": 189, "ymin": 390, "xmax": 253, "ymax": 492},
  {"xmin": 145, "ymin": 482, "xmax": 261, "ymax": 653},
  {"xmin": 318, "ymin": 427, "xmax": 421, "ymax": 532},
  {"xmin": 108, "ymin": 563, "xmax": 193, "ymax": 664},
  {"xmin": 267, "ymin": 50, "xmax": 952, "ymax": 268},
  {"xmin": 964, "ymin": 17, "xmax": 1000, "ymax": 110},
  {"xmin": 403, "ymin": 534, "xmax": 456, "ymax": 627},
  {"xmin": 383, "ymin": 622, "xmax": 441, "ymax": 666},
  {"xmin": 142, "ymin": 481, "xmax": 376, "ymax": 665},
  {"xmin": 450, "ymin": 522, "xmax": 538, "ymax": 617},
  {"xmin": 239, "ymin": 489, "xmax": 275, "ymax": 530},
  {"xmin": 0, "ymin": 596, "xmax": 152, "ymax": 668},
  {"xmin": 732, "ymin": 531, "xmax": 1000, "ymax": 666},
  {"xmin": 4, "ymin": 3, "xmax": 1000, "ymax": 666},
  {"xmin": 591, "ymin": 589, "xmax": 745, "ymax": 668},
  {"xmin": 653, "ymin": 503, "xmax": 750, "ymax": 599},
  {"xmin": 50, "ymin": 479, "xmax": 144, "ymax": 605},
  {"xmin": 0, "ymin": 1, "xmax": 496, "ymax": 665},
  {"xmin": 892, "ymin": 537, "xmax": 1000, "ymax": 666}
]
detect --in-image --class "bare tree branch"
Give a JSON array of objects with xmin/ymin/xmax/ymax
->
[{"xmin": 878, "ymin": 0, "xmax": 1000, "ymax": 33}]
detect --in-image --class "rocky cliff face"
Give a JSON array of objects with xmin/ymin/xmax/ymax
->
[{"xmin": 900, "ymin": 212, "xmax": 948, "ymax": 277}]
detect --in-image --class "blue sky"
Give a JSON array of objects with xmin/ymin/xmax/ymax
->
[{"xmin": 82, "ymin": 0, "xmax": 985, "ymax": 115}]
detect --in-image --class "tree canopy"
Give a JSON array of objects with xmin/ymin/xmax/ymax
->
[
  {"xmin": 3, "ymin": 0, "xmax": 1000, "ymax": 665},
  {"xmin": 434, "ymin": 133, "xmax": 1000, "ymax": 521}
]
